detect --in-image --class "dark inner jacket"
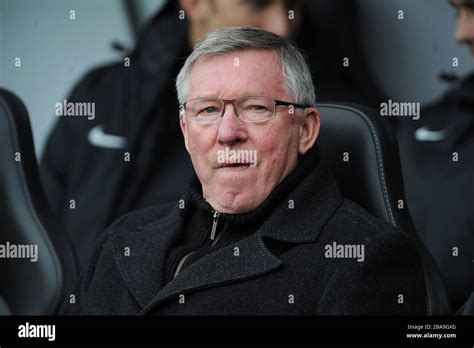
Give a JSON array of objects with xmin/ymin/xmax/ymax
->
[{"xmin": 60, "ymin": 146, "xmax": 428, "ymax": 315}]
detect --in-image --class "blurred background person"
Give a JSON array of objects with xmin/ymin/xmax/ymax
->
[
  {"xmin": 39, "ymin": 0, "xmax": 383, "ymax": 272},
  {"xmin": 398, "ymin": 0, "xmax": 474, "ymax": 312}
]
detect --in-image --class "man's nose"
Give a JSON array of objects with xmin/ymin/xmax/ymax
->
[
  {"xmin": 216, "ymin": 104, "xmax": 248, "ymax": 145},
  {"xmin": 455, "ymin": 12, "xmax": 474, "ymax": 44}
]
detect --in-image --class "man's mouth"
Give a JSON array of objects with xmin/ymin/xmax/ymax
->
[
  {"xmin": 219, "ymin": 162, "xmax": 252, "ymax": 170},
  {"xmin": 215, "ymin": 147, "xmax": 258, "ymax": 169}
]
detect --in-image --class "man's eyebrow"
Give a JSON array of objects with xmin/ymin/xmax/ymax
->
[{"xmin": 194, "ymin": 95, "xmax": 219, "ymax": 99}]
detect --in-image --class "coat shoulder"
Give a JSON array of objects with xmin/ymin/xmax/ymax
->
[
  {"xmin": 328, "ymin": 198, "xmax": 401, "ymax": 240},
  {"xmin": 316, "ymin": 199, "xmax": 428, "ymax": 314}
]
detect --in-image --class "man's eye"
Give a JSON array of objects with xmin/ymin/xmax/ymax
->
[
  {"xmin": 199, "ymin": 106, "xmax": 219, "ymax": 114},
  {"xmin": 247, "ymin": 105, "xmax": 268, "ymax": 112}
]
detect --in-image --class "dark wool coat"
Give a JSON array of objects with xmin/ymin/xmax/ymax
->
[{"xmin": 61, "ymin": 158, "xmax": 428, "ymax": 315}]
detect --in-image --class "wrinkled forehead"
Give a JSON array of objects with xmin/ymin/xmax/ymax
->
[{"xmin": 188, "ymin": 49, "xmax": 289, "ymax": 99}]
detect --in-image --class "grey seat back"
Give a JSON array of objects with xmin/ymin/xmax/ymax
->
[
  {"xmin": 0, "ymin": 88, "xmax": 78, "ymax": 314},
  {"xmin": 317, "ymin": 102, "xmax": 451, "ymax": 315}
]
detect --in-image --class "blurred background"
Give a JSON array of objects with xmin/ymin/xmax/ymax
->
[
  {"xmin": 0, "ymin": 0, "xmax": 472, "ymax": 156},
  {"xmin": 1, "ymin": 0, "xmax": 473, "ymax": 316}
]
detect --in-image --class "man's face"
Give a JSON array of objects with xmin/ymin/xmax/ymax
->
[
  {"xmin": 452, "ymin": 0, "xmax": 474, "ymax": 56},
  {"xmin": 180, "ymin": 50, "xmax": 318, "ymax": 214},
  {"xmin": 202, "ymin": 0, "xmax": 298, "ymax": 39}
]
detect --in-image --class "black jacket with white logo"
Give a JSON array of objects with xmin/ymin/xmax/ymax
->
[{"xmin": 398, "ymin": 73, "xmax": 474, "ymax": 311}]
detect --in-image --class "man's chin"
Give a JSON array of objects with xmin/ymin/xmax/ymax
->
[{"xmin": 210, "ymin": 190, "xmax": 260, "ymax": 214}]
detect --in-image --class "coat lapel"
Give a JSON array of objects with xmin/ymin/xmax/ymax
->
[
  {"xmin": 111, "ymin": 206, "xmax": 185, "ymax": 309},
  {"xmin": 259, "ymin": 162, "xmax": 344, "ymax": 243},
  {"xmin": 138, "ymin": 232, "xmax": 282, "ymax": 315}
]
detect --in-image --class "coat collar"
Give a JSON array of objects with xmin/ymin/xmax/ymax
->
[
  {"xmin": 259, "ymin": 161, "xmax": 343, "ymax": 243},
  {"xmin": 110, "ymin": 157, "xmax": 343, "ymax": 314}
]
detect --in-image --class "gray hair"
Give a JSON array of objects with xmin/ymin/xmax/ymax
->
[{"xmin": 175, "ymin": 27, "xmax": 316, "ymax": 107}]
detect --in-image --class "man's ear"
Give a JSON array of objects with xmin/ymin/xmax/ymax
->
[
  {"xmin": 298, "ymin": 107, "xmax": 320, "ymax": 155},
  {"xmin": 179, "ymin": 113, "xmax": 190, "ymax": 153},
  {"xmin": 179, "ymin": 0, "xmax": 212, "ymax": 24}
]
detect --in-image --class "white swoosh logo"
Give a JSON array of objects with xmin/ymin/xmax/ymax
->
[
  {"xmin": 88, "ymin": 125, "xmax": 127, "ymax": 149},
  {"xmin": 414, "ymin": 126, "xmax": 450, "ymax": 142}
]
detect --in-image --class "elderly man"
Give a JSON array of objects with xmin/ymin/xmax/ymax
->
[
  {"xmin": 41, "ymin": 0, "xmax": 382, "ymax": 273},
  {"xmin": 61, "ymin": 27, "xmax": 427, "ymax": 315}
]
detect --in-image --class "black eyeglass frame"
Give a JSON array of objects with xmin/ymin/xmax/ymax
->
[{"xmin": 180, "ymin": 96, "xmax": 312, "ymax": 123}]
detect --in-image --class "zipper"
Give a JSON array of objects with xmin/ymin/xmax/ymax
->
[
  {"xmin": 211, "ymin": 226, "xmax": 224, "ymax": 246},
  {"xmin": 210, "ymin": 211, "xmax": 220, "ymax": 241},
  {"xmin": 173, "ymin": 250, "xmax": 195, "ymax": 278},
  {"xmin": 173, "ymin": 211, "xmax": 221, "ymax": 278}
]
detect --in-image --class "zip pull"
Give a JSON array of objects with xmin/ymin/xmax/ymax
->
[{"xmin": 210, "ymin": 211, "xmax": 220, "ymax": 241}]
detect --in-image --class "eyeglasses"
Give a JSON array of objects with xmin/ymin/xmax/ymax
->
[{"xmin": 180, "ymin": 96, "xmax": 311, "ymax": 124}]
